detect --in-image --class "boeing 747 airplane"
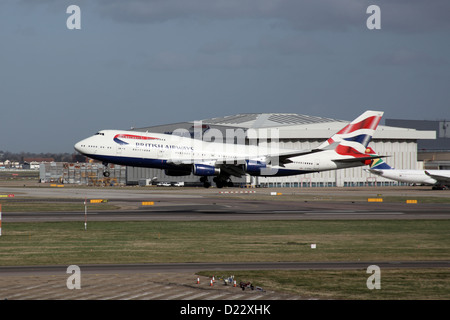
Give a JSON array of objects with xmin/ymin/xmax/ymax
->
[
  {"xmin": 74, "ymin": 110, "xmax": 384, "ymax": 188},
  {"xmin": 367, "ymin": 153, "xmax": 450, "ymax": 189}
]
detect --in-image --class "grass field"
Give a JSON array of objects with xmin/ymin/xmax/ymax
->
[
  {"xmin": 0, "ymin": 200, "xmax": 118, "ymax": 212},
  {"xmin": 1, "ymin": 220, "xmax": 449, "ymax": 265},
  {"xmin": 0, "ymin": 219, "xmax": 449, "ymax": 299}
]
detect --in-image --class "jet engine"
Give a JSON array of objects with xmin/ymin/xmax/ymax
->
[
  {"xmin": 245, "ymin": 159, "xmax": 268, "ymax": 176},
  {"xmin": 193, "ymin": 164, "xmax": 220, "ymax": 176}
]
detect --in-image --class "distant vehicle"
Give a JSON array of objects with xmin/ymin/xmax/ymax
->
[
  {"xmin": 74, "ymin": 110, "xmax": 384, "ymax": 188},
  {"xmin": 156, "ymin": 182, "xmax": 171, "ymax": 187},
  {"xmin": 173, "ymin": 182, "xmax": 184, "ymax": 187},
  {"xmin": 367, "ymin": 151, "xmax": 450, "ymax": 190}
]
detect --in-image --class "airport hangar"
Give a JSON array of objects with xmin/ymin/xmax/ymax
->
[{"xmin": 126, "ymin": 112, "xmax": 436, "ymax": 188}]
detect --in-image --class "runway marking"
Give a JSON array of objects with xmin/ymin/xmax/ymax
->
[
  {"xmin": 105, "ymin": 291, "xmax": 139, "ymax": 300},
  {"xmin": 303, "ymin": 211, "xmax": 404, "ymax": 215},
  {"xmin": 142, "ymin": 289, "xmax": 173, "ymax": 299},
  {"xmin": 182, "ymin": 291, "xmax": 211, "ymax": 300},
  {"xmin": 207, "ymin": 292, "xmax": 229, "ymax": 300},
  {"xmin": 7, "ymin": 283, "xmax": 59, "ymax": 299},
  {"xmin": 165, "ymin": 291, "xmax": 195, "ymax": 300},
  {"xmin": 247, "ymin": 294, "xmax": 266, "ymax": 300},
  {"xmin": 273, "ymin": 210, "xmax": 309, "ymax": 213},
  {"xmin": 123, "ymin": 291, "xmax": 160, "ymax": 300}
]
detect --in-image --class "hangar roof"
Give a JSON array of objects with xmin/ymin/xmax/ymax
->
[
  {"xmin": 134, "ymin": 112, "xmax": 436, "ymax": 141},
  {"xmin": 200, "ymin": 113, "xmax": 435, "ymax": 140},
  {"xmin": 202, "ymin": 113, "xmax": 345, "ymax": 128}
]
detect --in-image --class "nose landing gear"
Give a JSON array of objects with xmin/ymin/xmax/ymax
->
[{"xmin": 102, "ymin": 162, "xmax": 110, "ymax": 177}]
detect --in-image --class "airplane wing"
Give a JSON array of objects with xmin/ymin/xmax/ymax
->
[
  {"xmin": 219, "ymin": 163, "xmax": 246, "ymax": 177},
  {"xmin": 166, "ymin": 158, "xmax": 247, "ymax": 177},
  {"xmin": 425, "ymin": 171, "xmax": 450, "ymax": 183},
  {"xmin": 265, "ymin": 149, "xmax": 322, "ymax": 165},
  {"xmin": 167, "ymin": 148, "xmax": 322, "ymax": 167}
]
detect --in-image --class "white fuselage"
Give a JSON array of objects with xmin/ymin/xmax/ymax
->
[
  {"xmin": 74, "ymin": 129, "xmax": 363, "ymax": 176},
  {"xmin": 370, "ymin": 169, "xmax": 438, "ymax": 185}
]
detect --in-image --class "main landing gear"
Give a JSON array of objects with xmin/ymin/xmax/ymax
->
[
  {"xmin": 200, "ymin": 176, "xmax": 211, "ymax": 188},
  {"xmin": 213, "ymin": 176, "xmax": 234, "ymax": 188},
  {"xmin": 200, "ymin": 176, "xmax": 234, "ymax": 188}
]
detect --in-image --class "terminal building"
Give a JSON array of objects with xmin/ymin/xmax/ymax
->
[{"xmin": 125, "ymin": 112, "xmax": 436, "ymax": 187}]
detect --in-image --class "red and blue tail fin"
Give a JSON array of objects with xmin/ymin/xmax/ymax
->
[{"xmin": 318, "ymin": 110, "xmax": 383, "ymax": 156}]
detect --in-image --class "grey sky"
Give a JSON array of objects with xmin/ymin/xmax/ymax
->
[{"xmin": 1, "ymin": 0, "xmax": 449, "ymax": 153}]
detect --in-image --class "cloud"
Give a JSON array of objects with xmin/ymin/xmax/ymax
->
[
  {"xmin": 256, "ymin": 35, "xmax": 331, "ymax": 56},
  {"xmin": 379, "ymin": 0, "xmax": 450, "ymax": 33},
  {"xmin": 94, "ymin": 0, "xmax": 364, "ymax": 30},
  {"xmin": 370, "ymin": 49, "xmax": 448, "ymax": 67},
  {"xmin": 93, "ymin": 0, "xmax": 450, "ymax": 33},
  {"xmin": 11, "ymin": 0, "xmax": 450, "ymax": 33},
  {"xmin": 137, "ymin": 50, "xmax": 274, "ymax": 71},
  {"xmin": 198, "ymin": 39, "xmax": 234, "ymax": 55}
]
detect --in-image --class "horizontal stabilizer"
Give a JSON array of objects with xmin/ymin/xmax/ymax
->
[{"xmin": 333, "ymin": 154, "xmax": 387, "ymax": 163}]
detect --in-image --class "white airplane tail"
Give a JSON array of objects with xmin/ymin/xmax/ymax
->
[
  {"xmin": 318, "ymin": 110, "xmax": 384, "ymax": 154},
  {"xmin": 273, "ymin": 110, "xmax": 384, "ymax": 165}
]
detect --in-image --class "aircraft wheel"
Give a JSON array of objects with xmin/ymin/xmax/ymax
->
[{"xmin": 103, "ymin": 171, "xmax": 110, "ymax": 177}]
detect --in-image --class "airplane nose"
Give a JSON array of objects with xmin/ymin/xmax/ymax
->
[
  {"xmin": 74, "ymin": 142, "xmax": 81, "ymax": 153},
  {"xmin": 74, "ymin": 141, "xmax": 85, "ymax": 154}
]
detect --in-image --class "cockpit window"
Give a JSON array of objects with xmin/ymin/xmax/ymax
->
[{"xmin": 95, "ymin": 132, "xmax": 105, "ymax": 136}]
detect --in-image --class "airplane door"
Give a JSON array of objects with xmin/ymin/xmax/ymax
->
[
  {"xmin": 158, "ymin": 147, "xmax": 167, "ymax": 160},
  {"xmin": 314, "ymin": 159, "xmax": 320, "ymax": 170}
]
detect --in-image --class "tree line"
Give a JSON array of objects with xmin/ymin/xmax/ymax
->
[{"xmin": 0, "ymin": 151, "xmax": 86, "ymax": 163}]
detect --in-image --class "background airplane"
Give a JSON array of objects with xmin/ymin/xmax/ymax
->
[
  {"xmin": 367, "ymin": 152, "xmax": 450, "ymax": 190},
  {"xmin": 74, "ymin": 110, "xmax": 384, "ymax": 188}
]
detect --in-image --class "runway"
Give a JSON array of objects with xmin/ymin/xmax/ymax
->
[{"xmin": 3, "ymin": 197, "xmax": 450, "ymax": 222}]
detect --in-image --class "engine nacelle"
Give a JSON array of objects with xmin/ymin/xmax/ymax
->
[
  {"xmin": 164, "ymin": 169, "xmax": 191, "ymax": 176},
  {"xmin": 245, "ymin": 160, "xmax": 268, "ymax": 176},
  {"xmin": 193, "ymin": 164, "xmax": 220, "ymax": 176}
]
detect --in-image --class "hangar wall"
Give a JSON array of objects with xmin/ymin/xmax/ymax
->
[
  {"xmin": 126, "ymin": 113, "xmax": 436, "ymax": 188},
  {"xmin": 254, "ymin": 139, "xmax": 419, "ymax": 187},
  {"xmin": 126, "ymin": 138, "xmax": 423, "ymax": 188}
]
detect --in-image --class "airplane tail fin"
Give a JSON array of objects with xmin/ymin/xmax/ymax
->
[
  {"xmin": 366, "ymin": 147, "xmax": 393, "ymax": 170},
  {"xmin": 318, "ymin": 110, "xmax": 384, "ymax": 153},
  {"xmin": 273, "ymin": 110, "xmax": 384, "ymax": 166}
]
